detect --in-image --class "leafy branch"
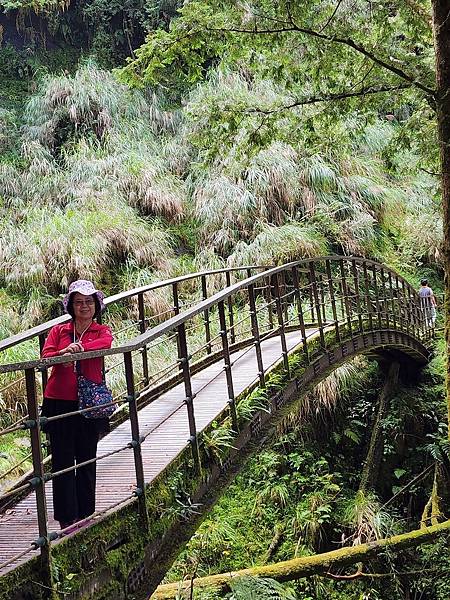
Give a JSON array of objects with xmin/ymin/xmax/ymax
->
[
  {"xmin": 244, "ymin": 83, "xmax": 413, "ymax": 115},
  {"xmin": 207, "ymin": 15, "xmax": 436, "ymax": 97}
]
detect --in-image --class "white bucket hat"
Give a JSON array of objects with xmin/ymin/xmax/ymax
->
[{"xmin": 62, "ymin": 280, "xmax": 106, "ymax": 313}]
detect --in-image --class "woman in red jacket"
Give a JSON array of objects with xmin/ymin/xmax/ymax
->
[{"xmin": 41, "ymin": 280, "xmax": 113, "ymax": 531}]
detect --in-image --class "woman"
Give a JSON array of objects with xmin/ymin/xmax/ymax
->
[{"xmin": 41, "ymin": 280, "xmax": 113, "ymax": 531}]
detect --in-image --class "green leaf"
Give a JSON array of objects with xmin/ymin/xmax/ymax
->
[{"xmin": 394, "ymin": 468, "xmax": 406, "ymax": 479}]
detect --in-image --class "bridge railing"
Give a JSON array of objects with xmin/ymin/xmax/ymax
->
[
  {"xmin": 0, "ymin": 256, "xmax": 433, "ymax": 576},
  {"xmin": 0, "ymin": 266, "xmax": 272, "ymax": 437}
]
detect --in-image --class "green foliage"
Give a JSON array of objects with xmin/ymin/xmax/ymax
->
[
  {"xmin": 164, "ymin": 341, "xmax": 447, "ymax": 599},
  {"xmin": 0, "ymin": 0, "xmax": 64, "ymax": 11},
  {"xmin": 0, "ymin": 64, "xmax": 191, "ymax": 331},
  {"xmin": 339, "ymin": 490, "xmax": 393, "ymax": 545},
  {"xmin": 236, "ymin": 387, "xmax": 270, "ymax": 425},
  {"xmin": 415, "ymin": 539, "xmax": 450, "ymax": 600},
  {"xmin": 228, "ymin": 223, "xmax": 327, "ymax": 266},
  {"xmin": 229, "ymin": 576, "xmax": 297, "ymax": 600},
  {"xmin": 117, "ymin": 0, "xmax": 442, "ymax": 276},
  {"xmin": 121, "ymin": 0, "xmax": 434, "ymax": 107},
  {"xmin": 202, "ymin": 422, "xmax": 236, "ymax": 466}
]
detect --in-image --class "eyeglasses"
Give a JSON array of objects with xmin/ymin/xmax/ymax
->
[{"xmin": 73, "ymin": 300, "xmax": 95, "ymax": 307}]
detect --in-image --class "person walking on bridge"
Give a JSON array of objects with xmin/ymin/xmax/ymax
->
[
  {"xmin": 41, "ymin": 280, "xmax": 113, "ymax": 532},
  {"xmin": 418, "ymin": 278, "xmax": 437, "ymax": 327}
]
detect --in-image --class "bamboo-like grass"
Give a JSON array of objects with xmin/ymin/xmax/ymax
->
[
  {"xmin": 340, "ymin": 490, "xmax": 394, "ymax": 546},
  {"xmin": 228, "ymin": 223, "xmax": 327, "ymax": 266},
  {"xmin": 0, "ymin": 202, "xmax": 174, "ymax": 293}
]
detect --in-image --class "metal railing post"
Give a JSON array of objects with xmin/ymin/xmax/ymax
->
[
  {"xmin": 281, "ymin": 271, "xmax": 289, "ymax": 323},
  {"xmin": 388, "ymin": 271, "xmax": 397, "ymax": 330},
  {"xmin": 124, "ymin": 352, "xmax": 149, "ymax": 528},
  {"xmin": 177, "ymin": 323, "xmax": 202, "ymax": 474},
  {"xmin": 339, "ymin": 259, "xmax": 352, "ymax": 335},
  {"xmin": 172, "ymin": 282, "xmax": 183, "ymax": 372},
  {"xmin": 351, "ymin": 259, "xmax": 364, "ymax": 333},
  {"xmin": 201, "ymin": 275, "xmax": 212, "ymax": 354},
  {"xmin": 137, "ymin": 293, "xmax": 149, "ymax": 387},
  {"xmin": 406, "ymin": 284, "xmax": 414, "ymax": 336},
  {"xmin": 265, "ymin": 275, "xmax": 274, "ymax": 332},
  {"xmin": 309, "ymin": 262, "xmax": 326, "ymax": 349},
  {"xmin": 248, "ymin": 283, "xmax": 266, "ymax": 388},
  {"xmin": 338, "ymin": 278, "xmax": 346, "ymax": 320},
  {"xmin": 218, "ymin": 302, "xmax": 239, "ymax": 432},
  {"xmin": 38, "ymin": 334, "xmax": 48, "ymax": 392},
  {"xmin": 380, "ymin": 268, "xmax": 390, "ymax": 328},
  {"xmin": 372, "ymin": 264, "xmax": 383, "ymax": 330},
  {"xmin": 362, "ymin": 262, "xmax": 373, "ymax": 331},
  {"xmin": 325, "ymin": 259, "xmax": 340, "ymax": 342},
  {"xmin": 172, "ymin": 282, "xmax": 180, "ymax": 316},
  {"xmin": 273, "ymin": 273, "xmax": 290, "ymax": 376},
  {"xmin": 397, "ymin": 276, "xmax": 405, "ymax": 332},
  {"xmin": 307, "ymin": 270, "xmax": 315, "ymax": 323},
  {"xmin": 318, "ymin": 274, "xmax": 327, "ymax": 323},
  {"xmin": 225, "ymin": 271, "xmax": 236, "ymax": 345},
  {"xmin": 291, "ymin": 266, "xmax": 309, "ymax": 360},
  {"xmin": 25, "ymin": 368, "xmax": 53, "ymax": 590}
]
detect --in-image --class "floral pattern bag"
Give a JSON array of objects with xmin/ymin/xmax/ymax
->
[{"xmin": 76, "ymin": 359, "xmax": 114, "ymax": 419}]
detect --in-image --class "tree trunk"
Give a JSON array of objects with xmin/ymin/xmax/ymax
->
[
  {"xmin": 359, "ymin": 362, "xmax": 400, "ymax": 492},
  {"xmin": 432, "ymin": 1, "xmax": 450, "ymax": 439},
  {"xmin": 431, "ymin": 0, "xmax": 450, "ymax": 516},
  {"xmin": 151, "ymin": 520, "xmax": 450, "ymax": 599}
]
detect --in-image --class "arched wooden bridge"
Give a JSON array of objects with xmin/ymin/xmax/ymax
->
[{"xmin": 0, "ymin": 256, "xmax": 433, "ymax": 600}]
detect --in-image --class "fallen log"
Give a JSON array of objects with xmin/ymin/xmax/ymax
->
[{"xmin": 151, "ymin": 519, "xmax": 450, "ymax": 599}]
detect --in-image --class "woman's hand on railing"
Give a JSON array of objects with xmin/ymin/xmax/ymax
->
[{"xmin": 59, "ymin": 343, "xmax": 83, "ymax": 355}]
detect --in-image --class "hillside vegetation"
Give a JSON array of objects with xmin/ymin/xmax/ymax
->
[{"xmin": 0, "ymin": 1, "xmax": 448, "ymax": 598}]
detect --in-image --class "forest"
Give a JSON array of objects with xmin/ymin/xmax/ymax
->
[{"xmin": 0, "ymin": 0, "xmax": 449, "ymax": 599}]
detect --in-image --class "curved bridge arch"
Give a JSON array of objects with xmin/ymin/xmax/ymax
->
[{"xmin": 0, "ymin": 256, "xmax": 432, "ymax": 600}]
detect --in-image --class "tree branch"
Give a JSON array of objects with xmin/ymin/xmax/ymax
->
[
  {"xmin": 207, "ymin": 23, "xmax": 435, "ymax": 96},
  {"xmin": 318, "ymin": 0, "xmax": 345, "ymax": 33},
  {"xmin": 381, "ymin": 463, "xmax": 434, "ymax": 509},
  {"xmin": 151, "ymin": 519, "xmax": 450, "ymax": 599},
  {"xmin": 420, "ymin": 167, "xmax": 441, "ymax": 177},
  {"xmin": 245, "ymin": 84, "xmax": 412, "ymax": 115}
]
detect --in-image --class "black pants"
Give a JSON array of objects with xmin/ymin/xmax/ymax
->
[{"xmin": 42, "ymin": 399, "xmax": 104, "ymax": 524}]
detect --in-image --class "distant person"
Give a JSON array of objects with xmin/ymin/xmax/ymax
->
[
  {"xmin": 41, "ymin": 280, "xmax": 113, "ymax": 532},
  {"xmin": 418, "ymin": 279, "xmax": 437, "ymax": 327}
]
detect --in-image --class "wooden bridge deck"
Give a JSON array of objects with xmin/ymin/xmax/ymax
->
[{"xmin": 0, "ymin": 329, "xmax": 310, "ymax": 574}]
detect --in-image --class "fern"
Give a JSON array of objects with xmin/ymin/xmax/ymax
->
[
  {"xmin": 229, "ymin": 576, "xmax": 297, "ymax": 600},
  {"xmin": 425, "ymin": 437, "xmax": 450, "ymax": 463}
]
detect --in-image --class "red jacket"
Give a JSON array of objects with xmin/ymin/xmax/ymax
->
[{"xmin": 42, "ymin": 321, "xmax": 113, "ymax": 401}]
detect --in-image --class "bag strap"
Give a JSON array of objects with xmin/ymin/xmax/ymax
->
[{"xmin": 74, "ymin": 332, "xmax": 106, "ymax": 383}]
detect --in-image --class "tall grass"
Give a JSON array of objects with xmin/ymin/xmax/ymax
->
[
  {"xmin": 0, "ymin": 64, "xmax": 189, "ymax": 323},
  {"xmin": 228, "ymin": 223, "xmax": 327, "ymax": 266},
  {"xmin": 23, "ymin": 63, "xmax": 144, "ymax": 149},
  {"xmin": 340, "ymin": 490, "xmax": 393, "ymax": 545},
  {"xmin": 0, "ymin": 203, "xmax": 174, "ymax": 294}
]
